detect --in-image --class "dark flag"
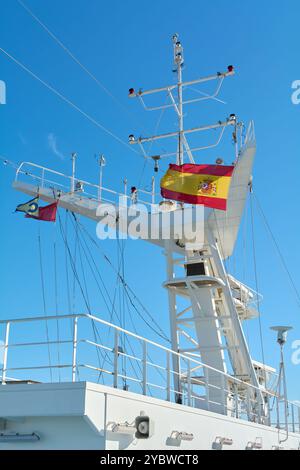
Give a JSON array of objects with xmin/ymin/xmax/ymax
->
[{"xmin": 15, "ymin": 197, "xmax": 39, "ymax": 217}]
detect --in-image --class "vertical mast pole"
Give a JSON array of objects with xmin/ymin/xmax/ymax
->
[
  {"xmin": 173, "ymin": 34, "xmax": 184, "ymax": 165},
  {"xmin": 165, "ymin": 241, "xmax": 181, "ymax": 403},
  {"xmin": 71, "ymin": 152, "xmax": 77, "ymax": 192},
  {"xmin": 98, "ymin": 154, "xmax": 106, "ymax": 201},
  {"xmin": 280, "ymin": 345, "xmax": 289, "ymax": 443}
]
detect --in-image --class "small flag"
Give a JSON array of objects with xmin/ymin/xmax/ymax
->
[
  {"xmin": 15, "ymin": 197, "xmax": 39, "ymax": 217},
  {"xmin": 160, "ymin": 163, "xmax": 234, "ymax": 210},
  {"xmin": 25, "ymin": 201, "xmax": 58, "ymax": 222}
]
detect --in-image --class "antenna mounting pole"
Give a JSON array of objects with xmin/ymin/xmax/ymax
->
[
  {"xmin": 98, "ymin": 154, "xmax": 106, "ymax": 201},
  {"xmin": 173, "ymin": 34, "xmax": 184, "ymax": 165},
  {"xmin": 71, "ymin": 152, "xmax": 77, "ymax": 193}
]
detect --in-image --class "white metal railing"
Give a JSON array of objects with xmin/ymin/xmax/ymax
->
[
  {"xmin": 0, "ymin": 313, "xmax": 299, "ymax": 434},
  {"xmin": 15, "ymin": 162, "xmax": 158, "ymax": 208}
]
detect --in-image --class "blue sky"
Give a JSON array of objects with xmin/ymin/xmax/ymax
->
[{"xmin": 1, "ymin": 0, "xmax": 300, "ymax": 400}]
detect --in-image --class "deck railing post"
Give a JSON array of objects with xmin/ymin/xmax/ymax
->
[
  {"xmin": 292, "ymin": 404, "xmax": 295, "ymax": 433},
  {"xmin": 72, "ymin": 317, "xmax": 78, "ymax": 382},
  {"xmin": 246, "ymin": 387, "xmax": 251, "ymax": 421},
  {"xmin": 234, "ymin": 382, "xmax": 239, "ymax": 419},
  {"xmin": 258, "ymin": 394, "xmax": 264, "ymax": 424},
  {"xmin": 220, "ymin": 373, "xmax": 226, "ymax": 415},
  {"xmin": 204, "ymin": 367, "xmax": 210, "ymax": 411},
  {"xmin": 142, "ymin": 341, "xmax": 147, "ymax": 395},
  {"xmin": 113, "ymin": 329, "xmax": 119, "ymax": 388},
  {"xmin": 166, "ymin": 351, "xmax": 171, "ymax": 401},
  {"xmin": 2, "ymin": 322, "xmax": 10, "ymax": 385},
  {"xmin": 266, "ymin": 394, "xmax": 271, "ymax": 427},
  {"xmin": 187, "ymin": 360, "xmax": 191, "ymax": 407}
]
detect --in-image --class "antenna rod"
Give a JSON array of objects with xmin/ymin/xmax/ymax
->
[
  {"xmin": 98, "ymin": 154, "xmax": 106, "ymax": 201},
  {"xmin": 71, "ymin": 152, "xmax": 77, "ymax": 192},
  {"xmin": 173, "ymin": 34, "xmax": 184, "ymax": 166}
]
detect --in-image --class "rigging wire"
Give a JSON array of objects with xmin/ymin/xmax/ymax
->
[
  {"xmin": 211, "ymin": 208, "xmax": 249, "ymax": 374},
  {"xmin": 37, "ymin": 227, "xmax": 53, "ymax": 382},
  {"xmin": 58, "ymin": 211, "xmax": 109, "ymax": 376},
  {"xmin": 16, "ymin": 0, "xmax": 145, "ymax": 131},
  {"xmin": 123, "ymin": 288, "xmax": 166, "ymax": 388},
  {"xmin": 53, "ymin": 240, "xmax": 61, "ymax": 382},
  {"xmin": 73, "ymin": 215, "xmax": 170, "ymax": 343},
  {"xmin": 137, "ymin": 96, "xmax": 168, "ymax": 188},
  {"xmin": 242, "ymin": 195, "xmax": 251, "ymax": 351},
  {"xmin": 74, "ymin": 227, "xmax": 107, "ymax": 385},
  {"xmin": 0, "ymin": 156, "xmax": 19, "ymax": 170},
  {"xmin": 64, "ymin": 212, "xmax": 73, "ymax": 325},
  {"xmin": 253, "ymin": 191, "xmax": 300, "ymax": 310},
  {"xmin": 250, "ymin": 193, "xmax": 267, "ymax": 371},
  {"xmin": 67, "ymin": 213, "xmax": 146, "ymax": 387},
  {"xmin": 64, "ymin": 212, "xmax": 129, "ymax": 376},
  {"xmin": 71, "ymin": 213, "xmax": 170, "ymax": 342},
  {"xmin": 67, "ymin": 213, "xmax": 166, "ymax": 390},
  {"xmin": 71, "ymin": 219, "xmax": 79, "ymax": 315},
  {"xmin": 0, "ymin": 156, "xmax": 146, "ymax": 384},
  {"xmin": 212, "ymin": 209, "xmax": 228, "ymax": 269},
  {"xmin": 117, "ymin": 236, "xmax": 127, "ymax": 389},
  {"xmin": 0, "ymin": 46, "xmax": 140, "ymax": 156}
]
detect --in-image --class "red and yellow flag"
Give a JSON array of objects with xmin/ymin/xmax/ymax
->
[{"xmin": 160, "ymin": 164, "xmax": 234, "ymax": 210}]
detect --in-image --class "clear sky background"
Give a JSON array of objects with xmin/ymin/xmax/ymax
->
[{"xmin": 0, "ymin": 0, "xmax": 300, "ymax": 401}]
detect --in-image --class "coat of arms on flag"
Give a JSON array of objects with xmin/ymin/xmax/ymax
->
[{"xmin": 160, "ymin": 163, "xmax": 234, "ymax": 210}]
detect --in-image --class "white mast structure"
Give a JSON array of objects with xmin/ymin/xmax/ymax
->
[
  {"xmin": 13, "ymin": 34, "xmax": 266, "ymax": 420},
  {"xmin": 127, "ymin": 35, "xmax": 264, "ymax": 415}
]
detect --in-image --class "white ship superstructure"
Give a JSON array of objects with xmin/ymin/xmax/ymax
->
[{"xmin": 0, "ymin": 35, "xmax": 299, "ymax": 450}]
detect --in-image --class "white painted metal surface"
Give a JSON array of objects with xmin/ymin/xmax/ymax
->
[
  {"xmin": 0, "ymin": 382, "xmax": 299, "ymax": 450},
  {"xmin": 0, "ymin": 313, "xmax": 299, "ymax": 434},
  {"xmin": 208, "ymin": 122, "xmax": 256, "ymax": 259}
]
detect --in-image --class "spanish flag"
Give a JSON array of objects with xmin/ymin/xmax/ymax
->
[{"xmin": 160, "ymin": 164, "xmax": 234, "ymax": 210}]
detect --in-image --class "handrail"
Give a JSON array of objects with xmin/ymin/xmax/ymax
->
[
  {"xmin": 0, "ymin": 312, "xmax": 299, "ymax": 421},
  {"xmin": 0, "ymin": 312, "xmax": 272, "ymax": 395},
  {"xmin": 15, "ymin": 162, "xmax": 158, "ymax": 207}
]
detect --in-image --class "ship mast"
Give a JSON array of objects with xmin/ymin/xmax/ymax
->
[
  {"xmin": 173, "ymin": 34, "xmax": 184, "ymax": 165},
  {"xmin": 128, "ymin": 35, "xmax": 265, "ymax": 416},
  {"xmin": 12, "ymin": 34, "xmax": 266, "ymax": 421},
  {"xmin": 127, "ymin": 34, "xmax": 236, "ymax": 166}
]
